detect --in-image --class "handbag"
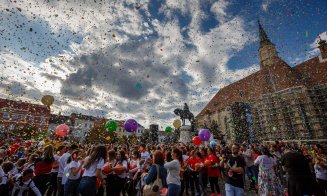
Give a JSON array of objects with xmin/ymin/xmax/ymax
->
[{"xmin": 143, "ymin": 165, "xmax": 163, "ymax": 196}]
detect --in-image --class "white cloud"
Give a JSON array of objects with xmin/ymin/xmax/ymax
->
[
  {"xmin": 0, "ymin": 0, "xmax": 260, "ymax": 128},
  {"xmin": 262, "ymin": 0, "xmax": 278, "ymax": 12},
  {"xmin": 210, "ymin": 0, "xmax": 230, "ymax": 24}
]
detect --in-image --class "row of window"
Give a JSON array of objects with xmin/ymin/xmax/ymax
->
[
  {"xmin": 0, "ymin": 124, "xmax": 33, "ymax": 131},
  {"xmin": 1, "ymin": 112, "xmax": 47, "ymax": 124}
]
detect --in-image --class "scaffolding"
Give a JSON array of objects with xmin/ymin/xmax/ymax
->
[{"xmin": 251, "ymin": 85, "xmax": 327, "ymax": 141}]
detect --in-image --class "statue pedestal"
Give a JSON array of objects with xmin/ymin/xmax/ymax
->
[{"xmin": 179, "ymin": 125, "xmax": 192, "ymax": 143}]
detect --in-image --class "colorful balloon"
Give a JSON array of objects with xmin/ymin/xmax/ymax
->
[
  {"xmin": 173, "ymin": 119, "xmax": 182, "ymax": 128},
  {"xmin": 124, "ymin": 119, "xmax": 138, "ymax": 132},
  {"xmin": 192, "ymin": 136, "xmax": 202, "ymax": 145},
  {"xmin": 165, "ymin": 126, "xmax": 172, "ymax": 133},
  {"xmin": 198, "ymin": 129, "xmax": 211, "ymax": 141},
  {"xmin": 161, "ymin": 188, "xmax": 168, "ymax": 195},
  {"xmin": 204, "ymin": 160, "xmax": 212, "ymax": 167},
  {"xmin": 103, "ymin": 162, "xmax": 111, "ymax": 175},
  {"xmin": 41, "ymin": 95, "xmax": 54, "ymax": 106},
  {"xmin": 105, "ymin": 120, "xmax": 117, "ymax": 132},
  {"xmin": 210, "ymin": 140, "xmax": 217, "ymax": 148},
  {"xmin": 55, "ymin": 124, "xmax": 70, "ymax": 137}
]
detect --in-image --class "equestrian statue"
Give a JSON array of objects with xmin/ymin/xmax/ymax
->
[{"xmin": 174, "ymin": 103, "xmax": 195, "ymax": 126}]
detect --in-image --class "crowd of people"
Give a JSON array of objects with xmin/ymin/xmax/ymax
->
[{"xmin": 0, "ymin": 139, "xmax": 326, "ymax": 196}]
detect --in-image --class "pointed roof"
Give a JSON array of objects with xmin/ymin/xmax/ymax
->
[{"xmin": 258, "ymin": 20, "xmax": 273, "ymax": 46}]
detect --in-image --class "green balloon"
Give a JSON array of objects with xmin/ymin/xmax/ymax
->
[
  {"xmin": 165, "ymin": 126, "xmax": 172, "ymax": 133},
  {"xmin": 105, "ymin": 120, "xmax": 117, "ymax": 132}
]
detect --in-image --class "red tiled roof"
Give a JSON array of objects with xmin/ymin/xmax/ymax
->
[
  {"xmin": 197, "ymin": 56, "xmax": 326, "ymax": 117},
  {"xmin": 0, "ymin": 98, "xmax": 50, "ymax": 115}
]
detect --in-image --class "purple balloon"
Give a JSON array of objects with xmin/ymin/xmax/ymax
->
[
  {"xmin": 198, "ymin": 129, "xmax": 211, "ymax": 141},
  {"xmin": 124, "ymin": 119, "xmax": 138, "ymax": 132}
]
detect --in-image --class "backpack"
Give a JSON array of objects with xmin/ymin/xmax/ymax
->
[
  {"xmin": 143, "ymin": 165, "xmax": 163, "ymax": 196},
  {"xmin": 12, "ymin": 176, "xmax": 33, "ymax": 196}
]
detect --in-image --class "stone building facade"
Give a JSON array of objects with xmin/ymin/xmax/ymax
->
[{"xmin": 196, "ymin": 22, "xmax": 327, "ymax": 143}]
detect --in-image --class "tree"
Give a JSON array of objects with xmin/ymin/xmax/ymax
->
[
  {"xmin": 140, "ymin": 130, "xmax": 151, "ymax": 144},
  {"xmin": 86, "ymin": 121, "xmax": 117, "ymax": 144},
  {"xmin": 210, "ymin": 120, "xmax": 222, "ymax": 140}
]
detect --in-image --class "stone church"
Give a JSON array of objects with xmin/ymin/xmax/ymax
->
[{"xmin": 196, "ymin": 21, "xmax": 327, "ymax": 143}]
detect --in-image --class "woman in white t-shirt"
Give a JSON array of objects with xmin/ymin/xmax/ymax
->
[
  {"xmin": 254, "ymin": 147, "xmax": 283, "ymax": 196},
  {"xmin": 77, "ymin": 145, "xmax": 107, "ymax": 196},
  {"xmin": 63, "ymin": 151, "xmax": 84, "ymax": 196}
]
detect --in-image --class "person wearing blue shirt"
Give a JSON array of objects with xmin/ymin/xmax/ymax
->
[{"xmin": 143, "ymin": 150, "xmax": 167, "ymax": 188}]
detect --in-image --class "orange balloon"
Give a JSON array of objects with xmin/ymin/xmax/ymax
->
[
  {"xmin": 204, "ymin": 160, "xmax": 212, "ymax": 167},
  {"xmin": 195, "ymin": 163, "xmax": 202, "ymax": 171},
  {"xmin": 103, "ymin": 162, "xmax": 111, "ymax": 175},
  {"xmin": 114, "ymin": 164, "xmax": 124, "ymax": 175}
]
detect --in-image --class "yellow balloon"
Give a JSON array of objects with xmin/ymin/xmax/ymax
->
[
  {"xmin": 105, "ymin": 136, "xmax": 111, "ymax": 141},
  {"xmin": 41, "ymin": 95, "xmax": 54, "ymax": 106},
  {"xmin": 173, "ymin": 119, "xmax": 181, "ymax": 128}
]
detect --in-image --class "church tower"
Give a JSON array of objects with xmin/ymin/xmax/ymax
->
[{"xmin": 258, "ymin": 21, "xmax": 279, "ymax": 69}]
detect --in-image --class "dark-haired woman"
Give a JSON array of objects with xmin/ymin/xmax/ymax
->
[
  {"xmin": 33, "ymin": 145, "xmax": 55, "ymax": 195},
  {"xmin": 63, "ymin": 151, "xmax": 83, "ymax": 196},
  {"xmin": 105, "ymin": 150, "xmax": 117, "ymax": 196},
  {"xmin": 164, "ymin": 148, "xmax": 182, "ymax": 196},
  {"xmin": 78, "ymin": 145, "xmax": 107, "ymax": 196},
  {"xmin": 126, "ymin": 150, "xmax": 141, "ymax": 196},
  {"xmin": 254, "ymin": 147, "xmax": 283, "ymax": 196},
  {"xmin": 110, "ymin": 150, "xmax": 128, "ymax": 196}
]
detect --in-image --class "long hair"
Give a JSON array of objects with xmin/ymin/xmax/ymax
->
[
  {"xmin": 173, "ymin": 148, "xmax": 183, "ymax": 164},
  {"xmin": 108, "ymin": 150, "xmax": 116, "ymax": 161},
  {"xmin": 195, "ymin": 151, "xmax": 203, "ymax": 159},
  {"xmin": 132, "ymin": 150, "xmax": 140, "ymax": 159},
  {"xmin": 153, "ymin": 150, "xmax": 164, "ymax": 166},
  {"xmin": 84, "ymin": 145, "xmax": 107, "ymax": 169},
  {"xmin": 43, "ymin": 145, "xmax": 54, "ymax": 164},
  {"xmin": 166, "ymin": 151, "xmax": 172, "ymax": 162},
  {"xmin": 118, "ymin": 150, "xmax": 127, "ymax": 162},
  {"xmin": 66, "ymin": 150, "xmax": 79, "ymax": 165},
  {"xmin": 262, "ymin": 147, "xmax": 273, "ymax": 158}
]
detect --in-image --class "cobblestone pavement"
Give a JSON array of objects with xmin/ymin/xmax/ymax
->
[{"xmin": 181, "ymin": 177, "xmax": 258, "ymax": 196}]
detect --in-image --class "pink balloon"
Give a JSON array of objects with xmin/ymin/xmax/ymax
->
[{"xmin": 55, "ymin": 124, "xmax": 70, "ymax": 137}]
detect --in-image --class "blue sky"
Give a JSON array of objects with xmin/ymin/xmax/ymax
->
[{"xmin": 0, "ymin": 0, "xmax": 326, "ymax": 128}]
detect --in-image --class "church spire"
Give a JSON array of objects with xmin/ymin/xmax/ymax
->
[
  {"xmin": 258, "ymin": 20, "xmax": 272, "ymax": 46},
  {"xmin": 258, "ymin": 20, "xmax": 279, "ymax": 69}
]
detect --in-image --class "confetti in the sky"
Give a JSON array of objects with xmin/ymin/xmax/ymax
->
[{"xmin": 0, "ymin": 0, "xmax": 326, "ymax": 129}]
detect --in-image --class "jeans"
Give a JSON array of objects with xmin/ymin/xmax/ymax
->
[
  {"xmin": 167, "ymin": 183, "xmax": 181, "ymax": 196},
  {"xmin": 57, "ymin": 177, "xmax": 63, "ymax": 196},
  {"xmin": 225, "ymin": 183, "xmax": 244, "ymax": 196},
  {"xmin": 64, "ymin": 179, "xmax": 80, "ymax": 196},
  {"xmin": 77, "ymin": 177, "xmax": 97, "ymax": 196}
]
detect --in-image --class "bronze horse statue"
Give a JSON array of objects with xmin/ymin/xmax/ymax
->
[{"xmin": 174, "ymin": 103, "xmax": 195, "ymax": 126}]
